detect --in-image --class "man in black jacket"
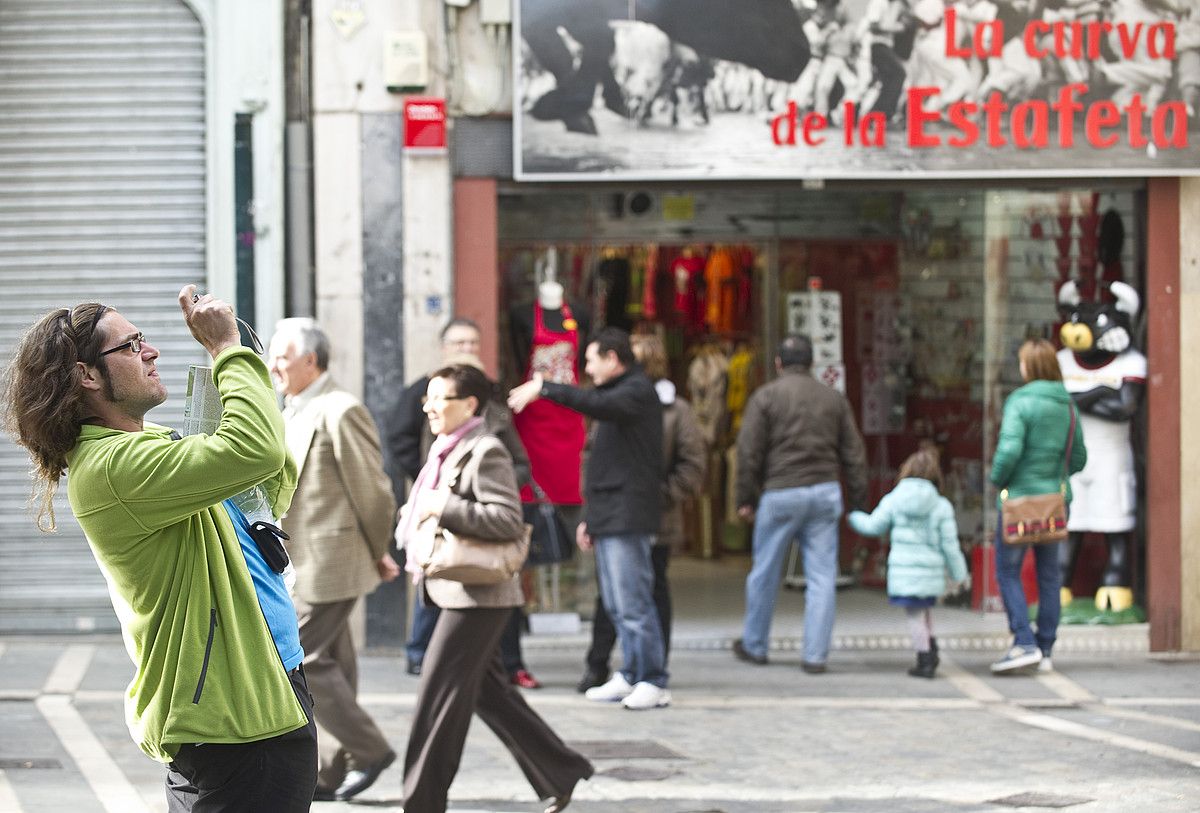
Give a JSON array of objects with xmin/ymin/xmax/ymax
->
[{"xmin": 509, "ymin": 328, "xmax": 669, "ymax": 710}]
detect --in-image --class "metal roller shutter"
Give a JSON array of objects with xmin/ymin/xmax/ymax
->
[{"xmin": 0, "ymin": 0, "xmax": 207, "ymax": 633}]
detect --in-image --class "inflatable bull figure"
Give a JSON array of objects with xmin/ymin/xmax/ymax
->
[{"xmin": 1056, "ymin": 280, "xmax": 1146, "ymax": 612}]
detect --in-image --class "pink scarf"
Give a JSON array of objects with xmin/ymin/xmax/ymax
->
[{"xmin": 401, "ymin": 416, "xmax": 485, "ymax": 579}]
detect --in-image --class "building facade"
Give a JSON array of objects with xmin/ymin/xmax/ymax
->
[{"xmin": 0, "ymin": 0, "xmax": 287, "ymax": 632}]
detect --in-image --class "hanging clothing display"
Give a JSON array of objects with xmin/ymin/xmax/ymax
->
[
  {"xmin": 642, "ymin": 244, "xmax": 660, "ymax": 321},
  {"xmin": 705, "ymin": 247, "xmax": 738, "ymax": 333},
  {"xmin": 688, "ymin": 347, "xmax": 730, "ymax": 447},
  {"xmin": 627, "ymin": 258, "xmax": 644, "ymax": 322},
  {"xmin": 594, "ymin": 253, "xmax": 633, "ymax": 331},
  {"xmin": 733, "ymin": 246, "xmax": 755, "ymax": 332},
  {"xmin": 726, "ymin": 344, "xmax": 757, "ymax": 433},
  {"xmin": 513, "ymin": 302, "xmax": 586, "ymax": 505},
  {"xmin": 671, "ymin": 252, "xmax": 707, "ymax": 333}
]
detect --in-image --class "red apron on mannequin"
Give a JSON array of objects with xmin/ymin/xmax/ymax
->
[{"xmin": 514, "ymin": 302, "xmax": 586, "ymax": 505}]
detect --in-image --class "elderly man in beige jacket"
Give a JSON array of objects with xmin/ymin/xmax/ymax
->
[{"xmin": 268, "ymin": 317, "xmax": 399, "ymax": 802}]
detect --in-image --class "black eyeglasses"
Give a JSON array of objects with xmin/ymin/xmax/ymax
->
[{"xmin": 98, "ymin": 332, "xmax": 146, "ymax": 358}]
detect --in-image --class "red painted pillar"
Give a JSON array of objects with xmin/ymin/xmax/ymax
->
[
  {"xmin": 453, "ymin": 178, "xmax": 500, "ymax": 376},
  {"xmin": 1146, "ymin": 178, "xmax": 1181, "ymax": 652}
]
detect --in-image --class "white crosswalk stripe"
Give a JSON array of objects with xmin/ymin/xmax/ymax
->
[
  {"xmin": 1036, "ymin": 668, "xmax": 1100, "ymax": 703},
  {"xmin": 936, "ymin": 655, "xmax": 1006, "ymax": 703},
  {"xmin": 1094, "ymin": 705, "xmax": 1200, "ymax": 734},
  {"xmin": 42, "ymin": 645, "xmax": 95, "ymax": 696},
  {"xmin": 35, "ymin": 695, "xmax": 152, "ymax": 813},
  {"xmin": 0, "ymin": 771, "xmax": 25, "ymax": 813},
  {"xmin": 992, "ymin": 703, "xmax": 1200, "ymax": 768}
]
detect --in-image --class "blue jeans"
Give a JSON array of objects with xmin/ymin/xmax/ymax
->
[
  {"xmin": 742, "ymin": 483, "xmax": 843, "ymax": 664},
  {"xmin": 407, "ymin": 598, "xmax": 440, "ymax": 666},
  {"xmin": 593, "ymin": 533, "xmax": 667, "ymax": 688},
  {"xmin": 994, "ymin": 515, "xmax": 1061, "ymax": 655}
]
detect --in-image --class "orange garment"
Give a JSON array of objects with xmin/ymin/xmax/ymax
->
[{"xmin": 705, "ymin": 248, "xmax": 737, "ymax": 333}]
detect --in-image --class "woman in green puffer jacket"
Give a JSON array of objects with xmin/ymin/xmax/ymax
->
[{"xmin": 989, "ymin": 339, "xmax": 1087, "ymax": 675}]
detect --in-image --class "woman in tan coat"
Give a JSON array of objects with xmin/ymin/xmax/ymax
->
[{"xmin": 399, "ymin": 364, "xmax": 593, "ymax": 813}]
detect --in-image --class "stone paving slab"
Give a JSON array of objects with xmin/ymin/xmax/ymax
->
[{"xmin": 2, "ymin": 641, "xmax": 1199, "ymax": 813}]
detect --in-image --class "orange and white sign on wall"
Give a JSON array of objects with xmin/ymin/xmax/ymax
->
[{"xmin": 403, "ymin": 98, "xmax": 446, "ymax": 153}]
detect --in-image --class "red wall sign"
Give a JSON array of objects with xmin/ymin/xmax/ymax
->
[{"xmin": 403, "ymin": 98, "xmax": 446, "ymax": 152}]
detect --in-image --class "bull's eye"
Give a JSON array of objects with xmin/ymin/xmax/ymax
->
[{"xmin": 1096, "ymin": 313, "xmax": 1109, "ymax": 328}]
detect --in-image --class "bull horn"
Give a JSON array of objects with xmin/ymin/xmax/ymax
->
[
  {"xmin": 1057, "ymin": 280, "xmax": 1081, "ymax": 307},
  {"xmin": 1109, "ymin": 281, "xmax": 1140, "ymax": 316}
]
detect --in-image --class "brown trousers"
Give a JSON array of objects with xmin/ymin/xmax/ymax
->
[
  {"xmin": 294, "ymin": 595, "xmax": 393, "ymax": 789},
  {"xmin": 403, "ymin": 606, "xmax": 594, "ymax": 813}
]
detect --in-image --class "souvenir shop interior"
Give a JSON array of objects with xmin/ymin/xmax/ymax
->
[{"xmin": 496, "ymin": 183, "xmax": 1148, "ymax": 612}]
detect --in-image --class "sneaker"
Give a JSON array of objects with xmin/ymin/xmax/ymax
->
[
  {"xmin": 1038, "ymin": 657, "xmax": 1054, "ymax": 673},
  {"xmin": 990, "ymin": 645, "xmax": 1042, "ymax": 674},
  {"xmin": 585, "ymin": 673, "xmax": 634, "ymax": 702},
  {"xmin": 621, "ymin": 681, "xmax": 671, "ymax": 710}
]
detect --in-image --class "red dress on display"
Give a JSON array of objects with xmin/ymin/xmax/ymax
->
[
  {"xmin": 671, "ymin": 254, "xmax": 706, "ymax": 333},
  {"xmin": 513, "ymin": 302, "xmax": 586, "ymax": 505}
]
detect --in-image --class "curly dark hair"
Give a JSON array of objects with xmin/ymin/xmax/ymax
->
[{"xmin": 3, "ymin": 303, "xmax": 110, "ymax": 531}]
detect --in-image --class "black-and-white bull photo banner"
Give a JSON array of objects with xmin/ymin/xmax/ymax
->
[{"xmin": 514, "ymin": 0, "xmax": 1200, "ymax": 180}]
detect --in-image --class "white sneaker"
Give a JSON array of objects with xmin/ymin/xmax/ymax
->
[
  {"xmin": 990, "ymin": 645, "xmax": 1043, "ymax": 674},
  {"xmin": 621, "ymin": 681, "xmax": 671, "ymax": 710},
  {"xmin": 585, "ymin": 674, "xmax": 633, "ymax": 702},
  {"xmin": 1038, "ymin": 657, "xmax": 1054, "ymax": 673}
]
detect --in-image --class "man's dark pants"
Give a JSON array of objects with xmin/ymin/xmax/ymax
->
[{"xmin": 165, "ymin": 666, "xmax": 318, "ymax": 812}]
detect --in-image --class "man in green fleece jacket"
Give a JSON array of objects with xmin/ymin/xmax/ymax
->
[{"xmin": 4, "ymin": 286, "xmax": 317, "ymax": 812}]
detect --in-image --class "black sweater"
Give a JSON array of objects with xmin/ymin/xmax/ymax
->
[{"xmin": 542, "ymin": 367, "xmax": 663, "ymax": 536}]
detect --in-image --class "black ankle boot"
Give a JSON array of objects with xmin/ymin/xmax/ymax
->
[
  {"xmin": 929, "ymin": 637, "xmax": 940, "ymax": 669},
  {"xmin": 908, "ymin": 650, "xmax": 937, "ymax": 679}
]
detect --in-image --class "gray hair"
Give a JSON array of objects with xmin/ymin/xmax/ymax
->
[{"xmin": 273, "ymin": 317, "xmax": 330, "ymax": 370}]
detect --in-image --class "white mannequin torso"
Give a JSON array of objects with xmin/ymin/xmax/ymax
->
[{"xmin": 538, "ymin": 281, "xmax": 564, "ymax": 311}]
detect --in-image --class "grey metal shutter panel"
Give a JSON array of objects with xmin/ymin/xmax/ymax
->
[{"xmin": 0, "ymin": 0, "xmax": 207, "ymax": 633}]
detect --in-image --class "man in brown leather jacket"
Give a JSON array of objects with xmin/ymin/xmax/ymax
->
[{"xmin": 732, "ymin": 334, "xmax": 868, "ymax": 674}]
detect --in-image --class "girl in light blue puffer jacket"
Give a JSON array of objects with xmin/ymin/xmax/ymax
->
[{"xmin": 848, "ymin": 449, "xmax": 969, "ymax": 679}]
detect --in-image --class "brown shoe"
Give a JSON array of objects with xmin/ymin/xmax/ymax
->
[{"xmin": 733, "ymin": 639, "xmax": 768, "ymax": 665}]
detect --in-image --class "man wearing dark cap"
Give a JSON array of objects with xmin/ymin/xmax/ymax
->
[{"xmin": 732, "ymin": 334, "xmax": 868, "ymax": 674}]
